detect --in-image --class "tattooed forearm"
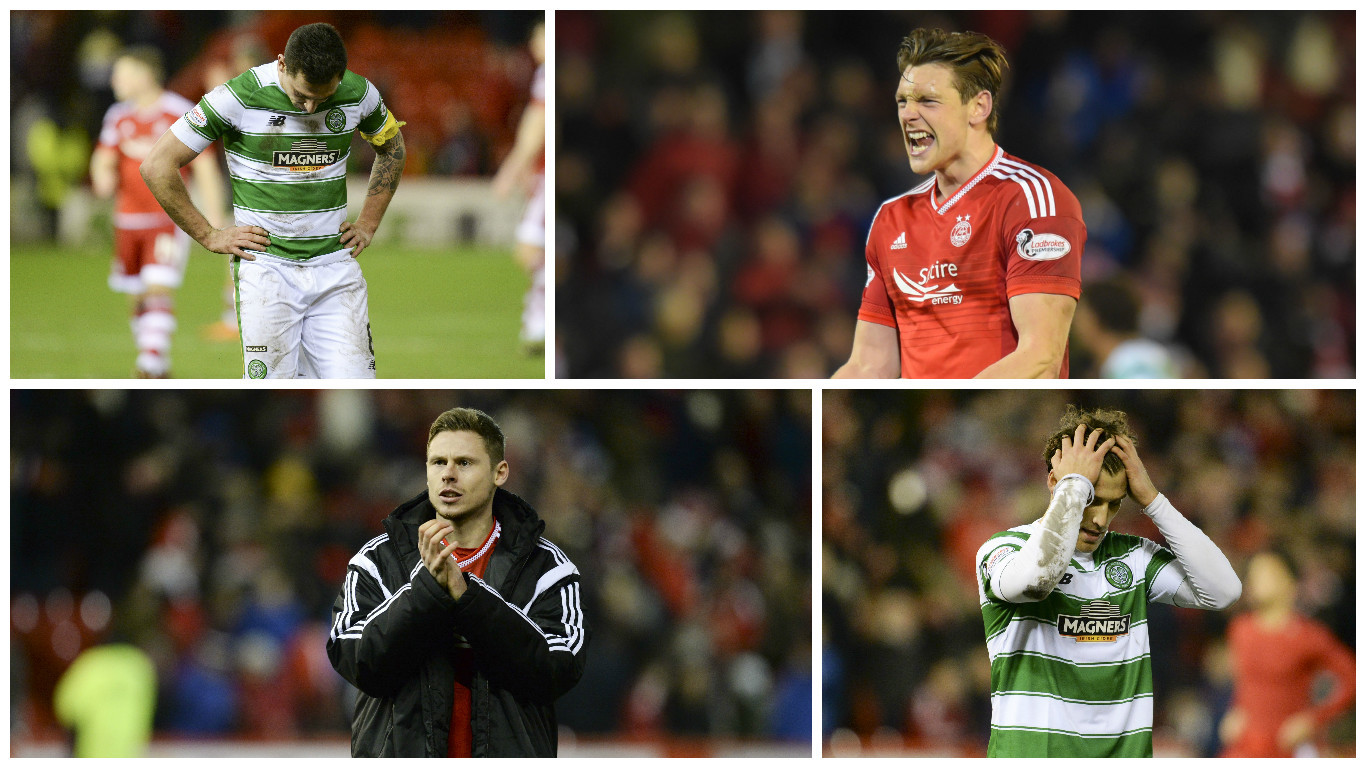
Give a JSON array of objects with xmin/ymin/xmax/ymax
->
[
  {"xmin": 350, "ymin": 130, "xmax": 405, "ymax": 236},
  {"xmin": 367, "ymin": 130, "xmax": 406, "ymax": 199}
]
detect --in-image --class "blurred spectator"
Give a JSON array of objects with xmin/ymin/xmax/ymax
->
[
  {"xmin": 1071, "ymin": 277, "xmax": 1184, "ymax": 377},
  {"xmin": 1219, "ymin": 550, "xmax": 1355, "ymax": 757},
  {"xmin": 53, "ymin": 643, "xmax": 157, "ymax": 757},
  {"xmin": 823, "ymin": 389, "xmax": 1354, "ymax": 756},
  {"xmin": 558, "ymin": 11, "xmax": 1355, "ymax": 378},
  {"xmin": 11, "ymin": 390, "xmax": 811, "ymax": 749}
]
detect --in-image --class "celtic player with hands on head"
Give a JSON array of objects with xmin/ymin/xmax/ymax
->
[{"xmin": 975, "ymin": 406, "xmax": 1241, "ymax": 757}]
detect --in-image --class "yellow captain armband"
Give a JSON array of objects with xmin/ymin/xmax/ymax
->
[{"xmin": 362, "ymin": 109, "xmax": 406, "ymax": 147}]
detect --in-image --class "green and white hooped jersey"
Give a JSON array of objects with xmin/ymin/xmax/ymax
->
[
  {"xmin": 975, "ymin": 526, "xmax": 1183, "ymax": 757},
  {"xmin": 170, "ymin": 62, "xmax": 389, "ymax": 264}
]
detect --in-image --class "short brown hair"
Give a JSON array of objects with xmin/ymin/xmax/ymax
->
[
  {"xmin": 118, "ymin": 45, "xmax": 165, "ymax": 84},
  {"xmin": 1042, "ymin": 405, "xmax": 1135, "ymax": 476},
  {"xmin": 427, "ymin": 407, "xmax": 505, "ymax": 464},
  {"xmin": 897, "ymin": 28, "xmax": 1008, "ymax": 134},
  {"xmin": 283, "ymin": 22, "xmax": 347, "ymax": 85}
]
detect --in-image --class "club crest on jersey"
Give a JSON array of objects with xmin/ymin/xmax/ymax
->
[
  {"xmin": 325, "ymin": 107, "xmax": 346, "ymax": 133},
  {"xmin": 273, "ymin": 138, "xmax": 340, "ymax": 172},
  {"xmin": 1015, "ymin": 229, "xmax": 1071, "ymax": 261},
  {"xmin": 950, "ymin": 215, "xmax": 972, "ymax": 247},
  {"xmin": 1105, "ymin": 561, "xmax": 1134, "ymax": 589},
  {"xmin": 1058, "ymin": 600, "xmax": 1131, "ymax": 642}
]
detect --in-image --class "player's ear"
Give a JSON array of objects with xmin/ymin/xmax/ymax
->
[
  {"xmin": 493, "ymin": 459, "xmax": 509, "ymax": 487},
  {"xmin": 970, "ymin": 90, "xmax": 992, "ymax": 129},
  {"xmin": 1046, "ymin": 468, "xmax": 1057, "ymax": 493}
]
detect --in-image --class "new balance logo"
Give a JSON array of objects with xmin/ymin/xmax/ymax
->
[
  {"xmin": 268, "ymin": 115, "xmax": 286, "ymax": 126},
  {"xmin": 890, "ymin": 232, "xmax": 907, "ymax": 250}
]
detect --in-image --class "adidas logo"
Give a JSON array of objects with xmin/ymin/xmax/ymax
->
[{"xmin": 890, "ymin": 232, "xmax": 907, "ymax": 250}]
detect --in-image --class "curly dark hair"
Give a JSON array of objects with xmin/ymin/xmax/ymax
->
[{"xmin": 1041, "ymin": 405, "xmax": 1135, "ymax": 476}]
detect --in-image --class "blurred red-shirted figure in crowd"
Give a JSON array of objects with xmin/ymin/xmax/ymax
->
[{"xmin": 1220, "ymin": 550, "xmax": 1355, "ymax": 757}]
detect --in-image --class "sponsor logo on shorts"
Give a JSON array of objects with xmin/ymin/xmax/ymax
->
[
  {"xmin": 244, "ymin": 345, "xmax": 267, "ymax": 352},
  {"xmin": 1105, "ymin": 560, "xmax": 1134, "ymax": 590},
  {"xmin": 273, "ymin": 138, "xmax": 340, "ymax": 172},
  {"xmin": 1015, "ymin": 229, "xmax": 1071, "ymax": 261},
  {"xmin": 325, "ymin": 107, "xmax": 346, "ymax": 133},
  {"xmin": 1057, "ymin": 600, "xmax": 1131, "ymax": 643},
  {"xmin": 247, "ymin": 359, "xmax": 268, "ymax": 379},
  {"xmin": 268, "ymin": 115, "xmax": 286, "ymax": 127},
  {"xmin": 187, "ymin": 105, "xmax": 208, "ymax": 128}
]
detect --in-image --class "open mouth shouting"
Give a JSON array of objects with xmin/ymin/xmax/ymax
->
[{"xmin": 906, "ymin": 127, "xmax": 934, "ymax": 156}]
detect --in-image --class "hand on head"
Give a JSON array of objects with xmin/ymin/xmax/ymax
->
[{"xmin": 1050, "ymin": 423, "xmax": 1116, "ymax": 486}]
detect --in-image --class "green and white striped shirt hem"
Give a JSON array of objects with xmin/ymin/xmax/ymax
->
[{"xmin": 988, "ymin": 724, "xmax": 1154, "ymax": 758}]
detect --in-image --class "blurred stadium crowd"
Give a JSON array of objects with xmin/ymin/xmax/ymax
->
[
  {"xmin": 821, "ymin": 389, "xmax": 1354, "ymax": 756},
  {"xmin": 11, "ymin": 389, "xmax": 811, "ymax": 749},
  {"xmin": 556, "ymin": 11, "xmax": 1354, "ymax": 378},
  {"xmin": 11, "ymin": 10, "xmax": 541, "ymax": 239}
]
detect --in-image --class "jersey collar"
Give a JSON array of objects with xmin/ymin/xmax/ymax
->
[
  {"xmin": 454, "ymin": 518, "xmax": 501, "ymax": 570},
  {"xmin": 931, "ymin": 145, "xmax": 1004, "ymax": 216}
]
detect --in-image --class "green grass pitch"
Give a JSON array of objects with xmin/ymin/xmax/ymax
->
[{"xmin": 10, "ymin": 240, "xmax": 545, "ymax": 379}]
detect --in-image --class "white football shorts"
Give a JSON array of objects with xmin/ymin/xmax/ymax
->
[{"xmin": 233, "ymin": 254, "xmax": 376, "ymax": 379}]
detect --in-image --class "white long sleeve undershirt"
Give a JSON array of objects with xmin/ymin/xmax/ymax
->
[
  {"xmin": 994, "ymin": 475, "xmax": 1088, "ymax": 602},
  {"xmin": 1142, "ymin": 493, "xmax": 1242, "ymax": 609},
  {"xmin": 992, "ymin": 483, "xmax": 1242, "ymax": 609}
]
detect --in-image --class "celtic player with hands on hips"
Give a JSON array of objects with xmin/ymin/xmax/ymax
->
[
  {"xmin": 975, "ymin": 406, "xmax": 1241, "ymax": 757},
  {"xmin": 141, "ymin": 22, "xmax": 406, "ymax": 378}
]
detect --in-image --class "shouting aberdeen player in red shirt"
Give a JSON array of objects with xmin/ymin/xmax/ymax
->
[{"xmin": 833, "ymin": 29, "xmax": 1086, "ymax": 378}]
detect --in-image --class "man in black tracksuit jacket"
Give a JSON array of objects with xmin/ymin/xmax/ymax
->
[{"xmin": 327, "ymin": 407, "xmax": 588, "ymax": 757}]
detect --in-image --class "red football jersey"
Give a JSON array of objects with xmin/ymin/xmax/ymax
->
[
  {"xmin": 447, "ymin": 520, "xmax": 501, "ymax": 758},
  {"xmin": 97, "ymin": 91, "xmax": 195, "ymax": 229},
  {"xmin": 1222, "ymin": 612, "xmax": 1355, "ymax": 757},
  {"xmin": 858, "ymin": 146, "xmax": 1085, "ymax": 378}
]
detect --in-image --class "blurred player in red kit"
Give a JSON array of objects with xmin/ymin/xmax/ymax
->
[
  {"xmin": 491, "ymin": 21, "xmax": 546, "ymax": 355},
  {"xmin": 1220, "ymin": 549, "xmax": 1355, "ymax": 757},
  {"xmin": 833, "ymin": 28, "xmax": 1085, "ymax": 379},
  {"xmin": 90, "ymin": 46, "xmax": 225, "ymax": 377}
]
